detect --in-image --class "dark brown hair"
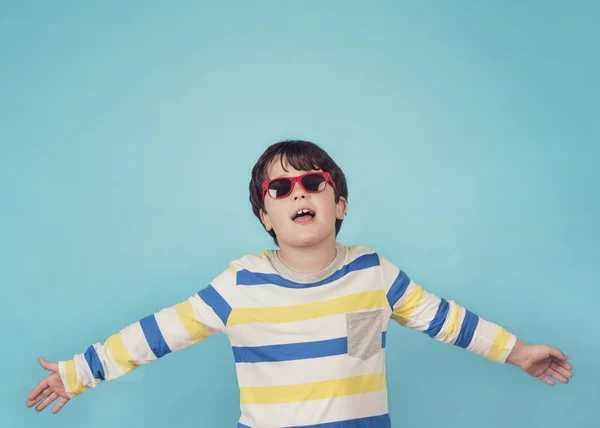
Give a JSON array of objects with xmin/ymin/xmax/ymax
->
[{"xmin": 249, "ymin": 140, "xmax": 348, "ymax": 246}]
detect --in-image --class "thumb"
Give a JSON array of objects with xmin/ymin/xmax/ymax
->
[{"xmin": 39, "ymin": 357, "xmax": 59, "ymax": 372}]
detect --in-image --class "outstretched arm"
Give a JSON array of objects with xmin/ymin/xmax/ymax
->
[
  {"xmin": 26, "ymin": 269, "xmax": 234, "ymax": 413},
  {"xmin": 380, "ymin": 256, "xmax": 572, "ymax": 385}
]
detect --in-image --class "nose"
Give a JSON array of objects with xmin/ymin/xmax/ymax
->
[{"xmin": 291, "ymin": 180, "xmax": 307, "ymax": 200}]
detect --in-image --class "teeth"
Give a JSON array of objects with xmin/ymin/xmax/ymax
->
[{"xmin": 294, "ymin": 209, "xmax": 313, "ymax": 218}]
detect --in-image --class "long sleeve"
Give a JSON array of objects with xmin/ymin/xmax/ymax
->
[
  {"xmin": 58, "ymin": 268, "xmax": 235, "ymax": 398},
  {"xmin": 380, "ymin": 256, "xmax": 517, "ymax": 363}
]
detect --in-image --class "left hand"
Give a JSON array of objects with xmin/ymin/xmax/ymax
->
[
  {"xmin": 26, "ymin": 357, "xmax": 70, "ymax": 414},
  {"xmin": 506, "ymin": 340, "xmax": 573, "ymax": 386}
]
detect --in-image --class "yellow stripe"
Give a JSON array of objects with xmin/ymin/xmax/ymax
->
[
  {"xmin": 174, "ymin": 301, "xmax": 210, "ymax": 343},
  {"xmin": 64, "ymin": 360, "xmax": 87, "ymax": 396},
  {"xmin": 240, "ymin": 373, "xmax": 386, "ymax": 405},
  {"xmin": 391, "ymin": 285, "xmax": 424, "ymax": 325},
  {"xmin": 443, "ymin": 301, "xmax": 460, "ymax": 342},
  {"xmin": 228, "ymin": 290, "xmax": 387, "ymax": 326},
  {"xmin": 106, "ymin": 333, "xmax": 138, "ymax": 373},
  {"xmin": 258, "ymin": 250, "xmax": 267, "ymax": 258},
  {"xmin": 229, "ymin": 263, "xmax": 237, "ymax": 274},
  {"xmin": 485, "ymin": 327, "xmax": 512, "ymax": 362}
]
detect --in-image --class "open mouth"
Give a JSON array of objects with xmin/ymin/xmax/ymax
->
[{"xmin": 292, "ymin": 208, "xmax": 316, "ymax": 223}]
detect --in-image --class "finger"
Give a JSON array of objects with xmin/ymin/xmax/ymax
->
[
  {"xmin": 26, "ymin": 394, "xmax": 46, "ymax": 407},
  {"xmin": 550, "ymin": 361, "xmax": 573, "ymax": 379},
  {"xmin": 538, "ymin": 374, "xmax": 555, "ymax": 386},
  {"xmin": 27, "ymin": 386, "xmax": 52, "ymax": 408},
  {"xmin": 52, "ymin": 396, "xmax": 69, "ymax": 414},
  {"xmin": 553, "ymin": 358, "xmax": 573, "ymax": 371},
  {"xmin": 547, "ymin": 367, "xmax": 569, "ymax": 384},
  {"xmin": 549, "ymin": 347, "xmax": 568, "ymax": 360},
  {"xmin": 36, "ymin": 392, "xmax": 58, "ymax": 412},
  {"xmin": 27, "ymin": 379, "xmax": 49, "ymax": 402},
  {"xmin": 39, "ymin": 357, "xmax": 59, "ymax": 372}
]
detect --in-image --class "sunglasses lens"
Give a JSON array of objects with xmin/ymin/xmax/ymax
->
[
  {"xmin": 301, "ymin": 174, "xmax": 327, "ymax": 192},
  {"xmin": 267, "ymin": 178, "xmax": 292, "ymax": 198}
]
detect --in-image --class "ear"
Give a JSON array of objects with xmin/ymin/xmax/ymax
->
[
  {"xmin": 335, "ymin": 196, "xmax": 348, "ymax": 220},
  {"xmin": 260, "ymin": 208, "xmax": 273, "ymax": 231}
]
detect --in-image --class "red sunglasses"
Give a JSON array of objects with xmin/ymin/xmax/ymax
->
[{"xmin": 262, "ymin": 172, "xmax": 338, "ymax": 202}]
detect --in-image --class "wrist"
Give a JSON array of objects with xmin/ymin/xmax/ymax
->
[{"xmin": 506, "ymin": 339, "xmax": 526, "ymax": 366}]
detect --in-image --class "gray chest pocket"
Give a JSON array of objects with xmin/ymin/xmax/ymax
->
[{"xmin": 347, "ymin": 309, "xmax": 384, "ymax": 360}]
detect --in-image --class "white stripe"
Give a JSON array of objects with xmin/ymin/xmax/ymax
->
[
  {"xmin": 227, "ymin": 313, "xmax": 351, "ymax": 347},
  {"xmin": 240, "ymin": 390, "xmax": 389, "ymax": 427},
  {"xmin": 206, "ymin": 269, "xmax": 237, "ymax": 308},
  {"xmin": 119, "ymin": 321, "xmax": 156, "ymax": 365},
  {"xmin": 91, "ymin": 341, "xmax": 126, "ymax": 381},
  {"xmin": 235, "ymin": 351, "xmax": 386, "ymax": 388},
  {"xmin": 237, "ymin": 415, "xmax": 254, "ymax": 428},
  {"xmin": 155, "ymin": 306, "xmax": 192, "ymax": 352},
  {"xmin": 190, "ymin": 293, "xmax": 225, "ymax": 333},
  {"xmin": 73, "ymin": 353, "xmax": 94, "ymax": 387},
  {"xmin": 225, "ymin": 268, "xmax": 384, "ymax": 309},
  {"xmin": 466, "ymin": 318, "xmax": 500, "ymax": 356},
  {"xmin": 379, "ymin": 256, "xmax": 401, "ymax": 293},
  {"xmin": 403, "ymin": 290, "xmax": 442, "ymax": 331}
]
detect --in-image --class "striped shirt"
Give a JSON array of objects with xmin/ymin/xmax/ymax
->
[{"xmin": 58, "ymin": 243, "xmax": 516, "ymax": 427}]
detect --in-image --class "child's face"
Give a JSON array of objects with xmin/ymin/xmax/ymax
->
[{"xmin": 260, "ymin": 157, "xmax": 347, "ymax": 248}]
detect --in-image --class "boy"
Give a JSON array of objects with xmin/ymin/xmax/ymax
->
[{"xmin": 27, "ymin": 140, "xmax": 573, "ymax": 427}]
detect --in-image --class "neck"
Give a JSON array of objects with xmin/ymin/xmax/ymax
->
[{"xmin": 277, "ymin": 237, "xmax": 338, "ymax": 274}]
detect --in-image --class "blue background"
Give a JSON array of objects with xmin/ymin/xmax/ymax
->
[{"xmin": 1, "ymin": 1, "xmax": 598, "ymax": 427}]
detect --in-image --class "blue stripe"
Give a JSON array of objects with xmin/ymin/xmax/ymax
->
[
  {"xmin": 287, "ymin": 413, "xmax": 391, "ymax": 428},
  {"xmin": 140, "ymin": 314, "xmax": 171, "ymax": 358},
  {"xmin": 236, "ymin": 253, "xmax": 380, "ymax": 288},
  {"xmin": 386, "ymin": 270, "xmax": 411, "ymax": 309},
  {"xmin": 84, "ymin": 345, "xmax": 105, "ymax": 380},
  {"xmin": 232, "ymin": 332, "xmax": 387, "ymax": 363},
  {"xmin": 424, "ymin": 299, "xmax": 449, "ymax": 338},
  {"xmin": 455, "ymin": 310, "xmax": 479, "ymax": 348},
  {"xmin": 237, "ymin": 424, "xmax": 251, "ymax": 428},
  {"xmin": 198, "ymin": 284, "xmax": 232, "ymax": 326}
]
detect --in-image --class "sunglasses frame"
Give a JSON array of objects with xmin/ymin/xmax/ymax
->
[{"xmin": 262, "ymin": 171, "xmax": 338, "ymax": 202}]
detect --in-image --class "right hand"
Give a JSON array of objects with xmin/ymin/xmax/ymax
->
[{"xmin": 26, "ymin": 357, "xmax": 70, "ymax": 414}]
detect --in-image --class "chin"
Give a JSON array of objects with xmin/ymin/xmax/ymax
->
[
  {"xmin": 293, "ymin": 238, "xmax": 321, "ymax": 248},
  {"xmin": 286, "ymin": 232, "xmax": 332, "ymax": 248}
]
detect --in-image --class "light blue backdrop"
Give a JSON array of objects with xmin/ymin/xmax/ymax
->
[{"xmin": 1, "ymin": 1, "xmax": 598, "ymax": 427}]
